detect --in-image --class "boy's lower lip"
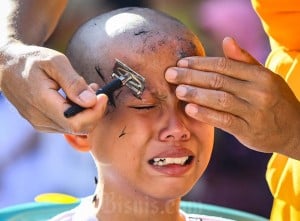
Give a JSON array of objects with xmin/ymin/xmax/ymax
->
[{"xmin": 149, "ymin": 158, "xmax": 194, "ymax": 176}]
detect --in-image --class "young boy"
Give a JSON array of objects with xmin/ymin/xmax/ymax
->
[{"xmin": 51, "ymin": 7, "xmax": 231, "ymax": 221}]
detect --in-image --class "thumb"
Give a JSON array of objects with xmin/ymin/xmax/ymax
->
[
  {"xmin": 44, "ymin": 54, "xmax": 97, "ymax": 108},
  {"xmin": 222, "ymin": 37, "xmax": 260, "ymax": 65}
]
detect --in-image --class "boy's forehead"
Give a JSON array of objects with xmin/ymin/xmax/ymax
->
[
  {"xmin": 110, "ymin": 50, "xmax": 182, "ymax": 101},
  {"xmin": 112, "ymin": 59, "xmax": 168, "ymax": 101}
]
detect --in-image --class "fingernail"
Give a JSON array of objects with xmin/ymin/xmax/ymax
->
[
  {"xmin": 97, "ymin": 93, "xmax": 108, "ymax": 103},
  {"xmin": 186, "ymin": 105, "xmax": 198, "ymax": 115},
  {"xmin": 176, "ymin": 86, "xmax": 187, "ymax": 97},
  {"xmin": 79, "ymin": 90, "xmax": 95, "ymax": 103},
  {"xmin": 224, "ymin": 36, "xmax": 236, "ymax": 45},
  {"xmin": 165, "ymin": 68, "xmax": 178, "ymax": 81},
  {"xmin": 178, "ymin": 59, "xmax": 188, "ymax": 67}
]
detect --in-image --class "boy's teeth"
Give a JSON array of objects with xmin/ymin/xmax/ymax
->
[{"xmin": 152, "ymin": 156, "xmax": 189, "ymax": 166}]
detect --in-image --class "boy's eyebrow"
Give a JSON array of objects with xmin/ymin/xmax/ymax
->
[
  {"xmin": 123, "ymin": 87, "xmax": 167, "ymax": 102},
  {"xmin": 149, "ymin": 88, "xmax": 168, "ymax": 101}
]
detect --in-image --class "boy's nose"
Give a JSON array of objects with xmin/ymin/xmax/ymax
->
[{"xmin": 159, "ymin": 112, "xmax": 191, "ymax": 141}]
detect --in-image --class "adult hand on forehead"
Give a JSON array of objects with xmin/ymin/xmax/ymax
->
[
  {"xmin": 165, "ymin": 37, "xmax": 300, "ymax": 159},
  {"xmin": 0, "ymin": 42, "xmax": 108, "ymax": 134}
]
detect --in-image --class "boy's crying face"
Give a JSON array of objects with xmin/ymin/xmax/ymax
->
[{"xmin": 88, "ymin": 43, "xmax": 214, "ymax": 200}]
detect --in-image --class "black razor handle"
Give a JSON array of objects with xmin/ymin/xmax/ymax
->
[{"xmin": 64, "ymin": 78, "xmax": 123, "ymax": 118}]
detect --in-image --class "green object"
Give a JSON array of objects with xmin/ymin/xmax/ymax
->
[
  {"xmin": 0, "ymin": 202, "xmax": 79, "ymax": 221},
  {"xmin": 0, "ymin": 200, "xmax": 268, "ymax": 221}
]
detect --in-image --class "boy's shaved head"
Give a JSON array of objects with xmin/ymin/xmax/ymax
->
[
  {"xmin": 64, "ymin": 8, "xmax": 215, "ymax": 213},
  {"xmin": 66, "ymin": 7, "xmax": 204, "ymax": 85}
]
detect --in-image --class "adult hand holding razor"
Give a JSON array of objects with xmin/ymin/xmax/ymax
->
[
  {"xmin": 1, "ymin": 42, "xmax": 108, "ymax": 134},
  {"xmin": 0, "ymin": 0, "xmax": 108, "ymax": 134},
  {"xmin": 63, "ymin": 59, "xmax": 145, "ymax": 118},
  {"xmin": 165, "ymin": 37, "xmax": 300, "ymax": 159}
]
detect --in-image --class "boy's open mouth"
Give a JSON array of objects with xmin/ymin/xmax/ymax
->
[{"xmin": 148, "ymin": 156, "xmax": 194, "ymax": 166}]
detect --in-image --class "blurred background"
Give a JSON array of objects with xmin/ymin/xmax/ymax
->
[{"xmin": 0, "ymin": 0, "xmax": 272, "ymax": 218}]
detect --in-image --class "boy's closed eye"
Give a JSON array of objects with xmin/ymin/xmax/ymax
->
[
  {"xmin": 124, "ymin": 88, "xmax": 165, "ymax": 111},
  {"xmin": 128, "ymin": 104, "xmax": 156, "ymax": 110}
]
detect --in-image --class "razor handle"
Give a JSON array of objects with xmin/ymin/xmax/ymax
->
[{"xmin": 64, "ymin": 78, "xmax": 123, "ymax": 118}]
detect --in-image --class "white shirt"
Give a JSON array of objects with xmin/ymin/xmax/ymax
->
[{"xmin": 49, "ymin": 197, "xmax": 234, "ymax": 221}]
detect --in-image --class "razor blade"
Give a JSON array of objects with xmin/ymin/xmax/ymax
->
[
  {"xmin": 112, "ymin": 59, "xmax": 145, "ymax": 98},
  {"xmin": 64, "ymin": 59, "xmax": 146, "ymax": 118}
]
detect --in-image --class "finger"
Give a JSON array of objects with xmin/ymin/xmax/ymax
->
[
  {"xmin": 222, "ymin": 37, "xmax": 260, "ymax": 65},
  {"xmin": 64, "ymin": 94, "xmax": 108, "ymax": 135},
  {"xmin": 1, "ymin": 78, "xmax": 65, "ymax": 132},
  {"xmin": 39, "ymin": 54, "xmax": 97, "ymax": 108},
  {"xmin": 89, "ymin": 83, "xmax": 99, "ymax": 91},
  {"xmin": 176, "ymin": 56, "xmax": 261, "ymax": 82},
  {"xmin": 176, "ymin": 85, "xmax": 251, "ymax": 118},
  {"xmin": 32, "ymin": 119, "xmax": 65, "ymax": 133},
  {"xmin": 18, "ymin": 98, "xmax": 65, "ymax": 133},
  {"xmin": 166, "ymin": 66, "xmax": 248, "ymax": 96},
  {"xmin": 34, "ymin": 79, "xmax": 106, "ymax": 134},
  {"xmin": 184, "ymin": 103, "xmax": 248, "ymax": 138},
  {"xmin": 34, "ymin": 86, "xmax": 75, "ymax": 130},
  {"xmin": 174, "ymin": 44, "xmax": 264, "ymax": 82}
]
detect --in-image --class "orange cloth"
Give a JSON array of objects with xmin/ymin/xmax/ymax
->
[{"xmin": 252, "ymin": 0, "xmax": 300, "ymax": 220}]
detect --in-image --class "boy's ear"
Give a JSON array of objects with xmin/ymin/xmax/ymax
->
[{"xmin": 64, "ymin": 134, "xmax": 91, "ymax": 152}]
